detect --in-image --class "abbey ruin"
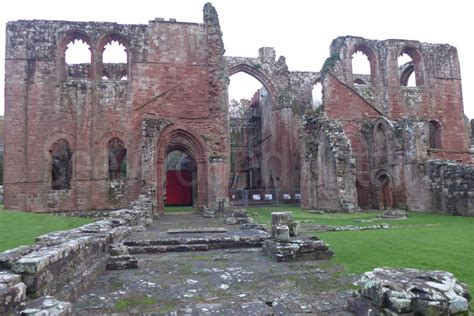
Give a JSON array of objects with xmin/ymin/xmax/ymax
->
[{"xmin": 3, "ymin": 3, "xmax": 474, "ymax": 216}]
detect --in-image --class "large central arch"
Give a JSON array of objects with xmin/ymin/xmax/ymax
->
[
  {"xmin": 228, "ymin": 63, "xmax": 278, "ymax": 106},
  {"xmin": 156, "ymin": 125, "xmax": 207, "ymax": 215}
]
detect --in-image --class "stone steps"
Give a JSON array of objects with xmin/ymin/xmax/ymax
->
[{"xmin": 124, "ymin": 233, "xmax": 269, "ymax": 254}]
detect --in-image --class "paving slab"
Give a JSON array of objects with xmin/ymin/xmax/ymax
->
[{"xmin": 72, "ymin": 213, "xmax": 357, "ymax": 315}]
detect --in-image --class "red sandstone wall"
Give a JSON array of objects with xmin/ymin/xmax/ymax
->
[{"xmin": 4, "ymin": 6, "xmax": 229, "ymax": 212}]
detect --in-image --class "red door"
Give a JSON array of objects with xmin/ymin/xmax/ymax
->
[{"xmin": 166, "ymin": 170, "xmax": 193, "ymax": 205}]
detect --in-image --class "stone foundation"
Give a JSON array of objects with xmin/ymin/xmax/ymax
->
[
  {"xmin": 263, "ymin": 211, "xmax": 333, "ymax": 262},
  {"xmin": 0, "ymin": 195, "xmax": 153, "ymax": 313}
]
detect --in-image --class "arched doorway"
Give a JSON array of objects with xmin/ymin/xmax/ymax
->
[
  {"xmin": 227, "ymin": 64, "xmax": 279, "ymax": 193},
  {"xmin": 375, "ymin": 172, "xmax": 394, "ymax": 210},
  {"xmin": 164, "ymin": 150, "xmax": 195, "ymax": 206},
  {"xmin": 156, "ymin": 126, "xmax": 207, "ymax": 214}
]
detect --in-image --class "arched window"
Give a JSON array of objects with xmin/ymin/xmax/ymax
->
[
  {"xmin": 374, "ymin": 124, "xmax": 388, "ymax": 166},
  {"xmin": 64, "ymin": 38, "xmax": 91, "ymax": 79},
  {"xmin": 50, "ymin": 139, "xmax": 72, "ymax": 190},
  {"xmin": 429, "ymin": 120, "xmax": 442, "ymax": 149},
  {"xmin": 351, "ymin": 44, "xmax": 376, "ymax": 85},
  {"xmin": 108, "ymin": 138, "xmax": 127, "ymax": 180},
  {"xmin": 102, "ymin": 38, "xmax": 128, "ymax": 80},
  {"xmin": 398, "ymin": 47, "xmax": 423, "ymax": 87},
  {"xmin": 311, "ymin": 80, "xmax": 322, "ymax": 109}
]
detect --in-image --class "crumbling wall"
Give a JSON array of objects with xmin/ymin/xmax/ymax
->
[
  {"xmin": 0, "ymin": 196, "xmax": 153, "ymax": 313},
  {"xmin": 422, "ymin": 160, "xmax": 474, "ymax": 215},
  {"xmin": 301, "ymin": 113, "xmax": 357, "ymax": 212},
  {"xmin": 306, "ymin": 35, "xmax": 473, "ymax": 213},
  {"xmin": 4, "ymin": 3, "xmax": 229, "ymax": 213}
]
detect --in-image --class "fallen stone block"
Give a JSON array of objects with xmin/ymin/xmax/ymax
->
[
  {"xmin": 229, "ymin": 209, "xmax": 248, "ymax": 218},
  {"xmin": 271, "ymin": 212, "xmax": 293, "ymax": 226},
  {"xmin": 240, "ymin": 223, "xmax": 267, "ymax": 231},
  {"xmin": 271, "ymin": 225, "xmax": 290, "ymax": 241},
  {"xmin": 350, "ymin": 267, "xmax": 471, "ymax": 315},
  {"xmin": 225, "ymin": 217, "xmax": 253, "ymax": 225},
  {"xmin": 262, "ymin": 237, "xmax": 333, "ymax": 262}
]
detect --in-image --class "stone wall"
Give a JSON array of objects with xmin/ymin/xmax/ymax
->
[
  {"xmin": 301, "ymin": 113, "xmax": 358, "ymax": 212},
  {"xmin": 0, "ymin": 195, "xmax": 152, "ymax": 314},
  {"xmin": 301, "ymin": 35, "xmax": 473, "ymax": 213},
  {"xmin": 422, "ymin": 160, "xmax": 474, "ymax": 215},
  {"xmin": 4, "ymin": 3, "xmax": 229, "ymax": 213}
]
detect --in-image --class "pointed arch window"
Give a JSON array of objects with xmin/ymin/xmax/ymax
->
[
  {"xmin": 351, "ymin": 44, "xmax": 377, "ymax": 85},
  {"xmin": 50, "ymin": 139, "xmax": 72, "ymax": 190},
  {"xmin": 429, "ymin": 120, "xmax": 442, "ymax": 149},
  {"xmin": 101, "ymin": 37, "xmax": 128, "ymax": 80},
  {"xmin": 108, "ymin": 138, "xmax": 127, "ymax": 180},
  {"xmin": 64, "ymin": 37, "xmax": 91, "ymax": 79},
  {"xmin": 398, "ymin": 47, "xmax": 423, "ymax": 87}
]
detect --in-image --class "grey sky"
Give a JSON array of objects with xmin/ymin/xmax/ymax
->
[{"xmin": 1, "ymin": 0, "xmax": 473, "ymax": 119}]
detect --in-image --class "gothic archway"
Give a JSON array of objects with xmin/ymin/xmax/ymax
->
[{"xmin": 156, "ymin": 125, "xmax": 207, "ymax": 214}]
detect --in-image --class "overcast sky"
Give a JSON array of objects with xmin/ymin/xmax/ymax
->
[{"xmin": 1, "ymin": 0, "xmax": 473, "ymax": 119}]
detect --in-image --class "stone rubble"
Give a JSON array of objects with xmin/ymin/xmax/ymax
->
[
  {"xmin": 379, "ymin": 209, "xmax": 407, "ymax": 219},
  {"xmin": 349, "ymin": 267, "xmax": 471, "ymax": 315},
  {"xmin": 262, "ymin": 212, "xmax": 334, "ymax": 262},
  {"xmin": 20, "ymin": 296, "xmax": 72, "ymax": 316},
  {"xmin": 224, "ymin": 208, "xmax": 254, "ymax": 225},
  {"xmin": 0, "ymin": 195, "xmax": 153, "ymax": 313}
]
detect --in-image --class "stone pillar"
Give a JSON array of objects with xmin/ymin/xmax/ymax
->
[
  {"xmin": 271, "ymin": 212, "xmax": 293, "ymax": 241},
  {"xmin": 208, "ymin": 157, "xmax": 228, "ymax": 209}
]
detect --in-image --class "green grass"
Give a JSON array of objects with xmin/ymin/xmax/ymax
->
[
  {"xmin": 164, "ymin": 206, "xmax": 194, "ymax": 213},
  {"xmin": 113, "ymin": 297, "xmax": 156, "ymax": 312},
  {"xmin": 0, "ymin": 206, "xmax": 92, "ymax": 252},
  {"xmin": 250, "ymin": 205, "xmax": 379, "ymax": 226},
  {"xmin": 249, "ymin": 206, "xmax": 474, "ymax": 290}
]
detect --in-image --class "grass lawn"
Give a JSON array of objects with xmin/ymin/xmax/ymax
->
[
  {"xmin": 250, "ymin": 206, "xmax": 474, "ymax": 291},
  {"xmin": 0, "ymin": 205, "xmax": 92, "ymax": 252},
  {"xmin": 164, "ymin": 206, "xmax": 194, "ymax": 213}
]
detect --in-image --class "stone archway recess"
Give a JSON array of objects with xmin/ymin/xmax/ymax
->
[
  {"xmin": 156, "ymin": 126, "xmax": 207, "ymax": 215},
  {"xmin": 376, "ymin": 172, "xmax": 394, "ymax": 210}
]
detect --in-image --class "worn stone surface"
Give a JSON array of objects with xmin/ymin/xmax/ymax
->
[
  {"xmin": 21, "ymin": 296, "xmax": 72, "ymax": 316},
  {"xmin": 0, "ymin": 271, "xmax": 27, "ymax": 315},
  {"xmin": 262, "ymin": 237, "xmax": 334, "ymax": 262},
  {"xmin": 70, "ymin": 213, "xmax": 349, "ymax": 314},
  {"xmin": 380, "ymin": 209, "xmax": 407, "ymax": 219},
  {"xmin": 0, "ymin": 195, "xmax": 153, "ymax": 301},
  {"xmin": 224, "ymin": 216, "xmax": 254, "ymax": 225},
  {"xmin": 349, "ymin": 267, "xmax": 471, "ymax": 315}
]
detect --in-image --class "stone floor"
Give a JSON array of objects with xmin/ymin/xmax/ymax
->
[{"xmin": 72, "ymin": 213, "xmax": 358, "ymax": 315}]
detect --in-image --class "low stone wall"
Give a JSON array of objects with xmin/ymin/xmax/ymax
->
[
  {"xmin": 424, "ymin": 160, "xmax": 474, "ymax": 215},
  {"xmin": 0, "ymin": 195, "xmax": 153, "ymax": 315}
]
